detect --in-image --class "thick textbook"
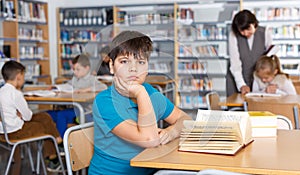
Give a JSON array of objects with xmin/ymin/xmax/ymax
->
[
  {"xmin": 248, "ymin": 111, "xmax": 277, "ymax": 137},
  {"xmin": 179, "ymin": 110, "xmax": 253, "ymax": 155}
]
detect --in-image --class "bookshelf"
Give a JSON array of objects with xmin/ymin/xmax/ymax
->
[
  {"xmin": 0, "ymin": 0, "xmax": 50, "ymax": 84},
  {"xmin": 57, "ymin": 6, "xmax": 114, "ymax": 77},
  {"xmin": 176, "ymin": 2, "xmax": 239, "ymax": 111},
  {"xmin": 114, "ymin": 4, "xmax": 175, "ymax": 79}
]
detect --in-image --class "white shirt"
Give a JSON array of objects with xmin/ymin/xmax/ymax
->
[
  {"xmin": 0, "ymin": 83, "xmax": 32, "ymax": 133},
  {"xmin": 252, "ymin": 73, "xmax": 296, "ymax": 95},
  {"xmin": 229, "ymin": 27, "xmax": 273, "ymax": 90}
]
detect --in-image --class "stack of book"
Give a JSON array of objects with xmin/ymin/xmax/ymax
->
[{"xmin": 248, "ymin": 111, "xmax": 277, "ymax": 137}]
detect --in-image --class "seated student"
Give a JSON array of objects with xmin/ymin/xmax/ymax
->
[
  {"xmin": 89, "ymin": 30, "xmax": 192, "ymax": 175},
  {"xmin": 252, "ymin": 55, "xmax": 296, "ymax": 95},
  {"xmin": 48, "ymin": 53, "xmax": 107, "ymax": 137},
  {"xmin": 0, "ymin": 60, "xmax": 63, "ymax": 173}
]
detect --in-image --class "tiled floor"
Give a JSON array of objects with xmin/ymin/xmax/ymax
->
[{"xmin": 0, "ymin": 144, "xmax": 65, "ymax": 175}]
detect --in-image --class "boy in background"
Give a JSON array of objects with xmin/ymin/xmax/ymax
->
[
  {"xmin": 0, "ymin": 60, "xmax": 64, "ymax": 173},
  {"xmin": 48, "ymin": 53, "xmax": 107, "ymax": 137}
]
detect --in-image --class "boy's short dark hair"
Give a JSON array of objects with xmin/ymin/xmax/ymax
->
[
  {"xmin": 72, "ymin": 54, "xmax": 91, "ymax": 67},
  {"xmin": 108, "ymin": 30, "xmax": 153, "ymax": 62},
  {"xmin": 1, "ymin": 60, "xmax": 25, "ymax": 81}
]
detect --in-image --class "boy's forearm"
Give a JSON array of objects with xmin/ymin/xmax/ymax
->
[
  {"xmin": 136, "ymin": 88, "xmax": 159, "ymax": 141},
  {"xmin": 166, "ymin": 113, "xmax": 191, "ymax": 141}
]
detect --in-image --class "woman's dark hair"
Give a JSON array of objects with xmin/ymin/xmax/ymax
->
[
  {"xmin": 108, "ymin": 30, "xmax": 153, "ymax": 62},
  {"xmin": 232, "ymin": 9, "xmax": 259, "ymax": 36}
]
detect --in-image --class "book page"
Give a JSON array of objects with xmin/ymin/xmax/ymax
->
[
  {"xmin": 53, "ymin": 83, "xmax": 73, "ymax": 93},
  {"xmin": 179, "ymin": 119, "xmax": 245, "ymax": 155},
  {"xmin": 195, "ymin": 110, "xmax": 253, "ymax": 145}
]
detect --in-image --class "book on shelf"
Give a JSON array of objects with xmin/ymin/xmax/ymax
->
[
  {"xmin": 245, "ymin": 92, "xmax": 282, "ymax": 97},
  {"xmin": 248, "ymin": 111, "xmax": 277, "ymax": 137},
  {"xmin": 23, "ymin": 90, "xmax": 56, "ymax": 97},
  {"xmin": 179, "ymin": 110, "xmax": 253, "ymax": 155}
]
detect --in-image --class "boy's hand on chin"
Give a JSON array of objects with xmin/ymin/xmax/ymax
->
[{"xmin": 114, "ymin": 77, "xmax": 144, "ymax": 98}]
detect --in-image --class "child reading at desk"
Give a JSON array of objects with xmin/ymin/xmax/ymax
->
[
  {"xmin": 252, "ymin": 55, "xmax": 296, "ymax": 95},
  {"xmin": 0, "ymin": 61, "xmax": 64, "ymax": 173},
  {"xmin": 89, "ymin": 30, "xmax": 192, "ymax": 175},
  {"xmin": 48, "ymin": 54, "xmax": 107, "ymax": 138}
]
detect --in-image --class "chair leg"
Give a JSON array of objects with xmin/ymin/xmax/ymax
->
[
  {"xmin": 26, "ymin": 143, "xmax": 35, "ymax": 173},
  {"xmin": 51, "ymin": 137, "xmax": 66, "ymax": 175},
  {"xmin": 4, "ymin": 145, "xmax": 18, "ymax": 175},
  {"xmin": 36, "ymin": 140, "xmax": 44, "ymax": 174},
  {"xmin": 40, "ymin": 150, "xmax": 47, "ymax": 175},
  {"xmin": 293, "ymin": 106, "xmax": 299, "ymax": 129}
]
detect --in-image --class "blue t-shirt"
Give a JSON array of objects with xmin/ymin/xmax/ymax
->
[{"xmin": 89, "ymin": 83, "xmax": 174, "ymax": 175}]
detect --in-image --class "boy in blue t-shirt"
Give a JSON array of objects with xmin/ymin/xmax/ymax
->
[{"xmin": 89, "ymin": 31, "xmax": 192, "ymax": 175}]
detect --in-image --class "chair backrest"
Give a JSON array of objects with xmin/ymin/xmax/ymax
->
[
  {"xmin": 63, "ymin": 122, "xmax": 94, "ymax": 175},
  {"xmin": 277, "ymin": 115, "xmax": 293, "ymax": 130},
  {"xmin": 246, "ymin": 99, "xmax": 299, "ymax": 129},
  {"xmin": 205, "ymin": 91, "xmax": 221, "ymax": 110}
]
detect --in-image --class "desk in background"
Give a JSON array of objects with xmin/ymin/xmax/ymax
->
[
  {"xmin": 220, "ymin": 93, "xmax": 300, "ymax": 129},
  {"xmin": 131, "ymin": 130, "xmax": 300, "ymax": 175},
  {"xmin": 25, "ymin": 92, "xmax": 96, "ymax": 124}
]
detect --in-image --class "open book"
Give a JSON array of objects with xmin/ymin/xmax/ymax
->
[
  {"xmin": 245, "ymin": 92, "xmax": 282, "ymax": 97},
  {"xmin": 179, "ymin": 110, "xmax": 253, "ymax": 155},
  {"xmin": 52, "ymin": 83, "xmax": 73, "ymax": 93},
  {"xmin": 23, "ymin": 90, "xmax": 56, "ymax": 97}
]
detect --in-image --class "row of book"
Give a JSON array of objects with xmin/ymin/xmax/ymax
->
[
  {"xmin": 61, "ymin": 44, "xmax": 83, "ymax": 59},
  {"xmin": 178, "ymin": 45, "xmax": 218, "ymax": 57},
  {"xmin": 148, "ymin": 62, "xmax": 171, "ymax": 74},
  {"xmin": 19, "ymin": 28, "xmax": 43, "ymax": 41},
  {"xmin": 270, "ymin": 25, "xmax": 300, "ymax": 39},
  {"xmin": 179, "ymin": 95, "xmax": 206, "ymax": 109},
  {"xmin": 276, "ymin": 44, "xmax": 300, "ymax": 57},
  {"xmin": 178, "ymin": 25, "xmax": 227, "ymax": 41},
  {"xmin": 177, "ymin": 8, "xmax": 194, "ymax": 25},
  {"xmin": 60, "ymin": 30, "xmax": 100, "ymax": 43},
  {"xmin": 117, "ymin": 11, "xmax": 174, "ymax": 25},
  {"xmin": 251, "ymin": 7, "xmax": 300, "ymax": 21},
  {"xmin": 24, "ymin": 64, "xmax": 40, "ymax": 77},
  {"xmin": 59, "ymin": 8, "xmax": 113, "ymax": 26},
  {"xmin": 18, "ymin": 1, "xmax": 46, "ymax": 23},
  {"xmin": 178, "ymin": 61, "xmax": 207, "ymax": 74},
  {"xmin": 178, "ymin": 77, "xmax": 213, "ymax": 92},
  {"xmin": 20, "ymin": 46, "xmax": 44, "ymax": 60}
]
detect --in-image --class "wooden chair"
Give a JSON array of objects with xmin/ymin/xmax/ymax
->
[
  {"xmin": 0, "ymin": 111, "xmax": 65, "ymax": 175},
  {"xmin": 245, "ymin": 99, "xmax": 299, "ymax": 129},
  {"xmin": 63, "ymin": 122, "xmax": 94, "ymax": 175}
]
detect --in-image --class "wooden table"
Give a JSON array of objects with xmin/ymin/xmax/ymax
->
[
  {"xmin": 218, "ymin": 93, "xmax": 245, "ymax": 108},
  {"xmin": 25, "ymin": 92, "xmax": 97, "ymax": 124},
  {"xmin": 131, "ymin": 130, "xmax": 300, "ymax": 175}
]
